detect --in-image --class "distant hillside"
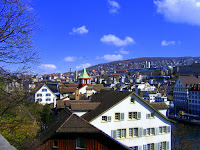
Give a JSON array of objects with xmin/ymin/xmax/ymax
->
[{"xmin": 86, "ymin": 56, "xmax": 200, "ymax": 72}]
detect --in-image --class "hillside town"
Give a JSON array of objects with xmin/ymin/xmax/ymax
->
[{"xmin": 2, "ymin": 57, "xmax": 200, "ymax": 150}]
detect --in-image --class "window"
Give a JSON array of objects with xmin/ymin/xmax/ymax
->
[
  {"xmin": 131, "ymin": 146, "xmax": 138, "ymax": 150},
  {"xmin": 37, "ymin": 98, "xmax": 42, "ymax": 102},
  {"xmin": 101, "ymin": 116, "xmax": 111, "ymax": 122},
  {"xmin": 146, "ymin": 113, "xmax": 155, "ymax": 119},
  {"xmin": 76, "ymin": 137, "xmax": 84, "ymax": 149},
  {"xmin": 159, "ymin": 126, "xmax": 169, "ymax": 134},
  {"xmin": 53, "ymin": 140, "xmax": 58, "ymax": 149},
  {"xmin": 37, "ymin": 93, "xmax": 42, "ymax": 97},
  {"xmin": 131, "ymin": 97, "xmax": 135, "ymax": 103},
  {"xmin": 117, "ymin": 129, "xmax": 126, "ymax": 138},
  {"xmin": 129, "ymin": 128, "xmax": 138, "ymax": 137},
  {"xmin": 159, "ymin": 142, "xmax": 166, "ymax": 150},
  {"xmin": 144, "ymin": 143, "xmax": 154, "ymax": 150},
  {"xmin": 115, "ymin": 113, "xmax": 124, "ymax": 121},
  {"xmin": 42, "ymin": 88, "xmax": 47, "ymax": 92},
  {"xmin": 146, "ymin": 128, "xmax": 154, "ymax": 136},
  {"xmin": 46, "ymin": 93, "xmax": 51, "ymax": 96},
  {"xmin": 129, "ymin": 112, "xmax": 141, "ymax": 120},
  {"xmin": 46, "ymin": 98, "xmax": 51, "ymax": 101}
]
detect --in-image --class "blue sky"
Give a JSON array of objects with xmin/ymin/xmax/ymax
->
[{"xmin": 31, "ymin": 0, "xmax": 200, "ymax": 74}]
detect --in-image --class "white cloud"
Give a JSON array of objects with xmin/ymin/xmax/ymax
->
[
  {"xmin": 100, "ymin": 34, "xmax": 135, "ymax": 47},
  {"xmin": 161, "ymin": 40, "xmax": 179, "ymax": 46},
  {"xmin": 102, "ymin": 54, "xmax": 123, "ymax": 61},
  {"xmin": 120, "ymin": 49, "xmax": 129, "ymax": 54},
  {"xmin": 70, "ymin": 26, "xmax": 88, "ymax": 34},
  {"xmin": 64, "ymin": 56, "xmax": 76, "ymax": 62},
  {"xmin": 76, "ymin": 63, "xmax": 91, "ymax": 70},
  {"xmin": 108, "ymin": 0, "xmax": 120, "ymax": 14},
  {"xmin": 154, "ymin": 0, "xmax": 200, "ymax": 26},
  {"xmin": 38, "ymin": 64, "xmax": 57, "ymax": 70}
]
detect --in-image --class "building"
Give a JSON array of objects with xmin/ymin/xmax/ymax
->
[
  {"xmin": 24, "ymin": 109, "xmax": 130, "ymax": 150},
  {"xmin": 173, "ymin": 76, "xmax": 200, "ymax": 113},
  {"xmin": 34, "ymin": 84, "xmax": 57, "ymax": 106},
  {"xmin": 188, "ymin": 85, "xmax": 200, "ymax": 116},
  {"xmin": 82, "ymin": 91, "xmax": 173, "ymax": 149},
  {"xmin": 78, "ymin": 65, "xmax": 91, "ymax": 88}
]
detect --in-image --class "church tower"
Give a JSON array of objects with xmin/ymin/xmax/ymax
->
[{"xmin": 78, "ymin": 64, "xmax": 91, "ymax": 88}]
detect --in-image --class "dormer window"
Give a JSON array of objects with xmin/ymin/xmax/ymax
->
[
  {"xmin": 42, "ymin": 88, "xmax": 47, "ymax": 92},
  {"xmin": 130, "ymin": 97, "xmax": 135, "ymax": 103}
]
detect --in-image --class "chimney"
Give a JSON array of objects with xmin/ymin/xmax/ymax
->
[{"xmin": 75, "ymin": 89, "xmax": 80, "ymax": 100}]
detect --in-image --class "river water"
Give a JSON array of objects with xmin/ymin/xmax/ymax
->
[{"xmin": 172, "ymin": 122, "xmax": 200, "ymax": 150}]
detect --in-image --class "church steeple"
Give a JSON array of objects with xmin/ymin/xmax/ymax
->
[{"xmin": 78, "ymin": 63, "xmax": 91, "ymax": 88}]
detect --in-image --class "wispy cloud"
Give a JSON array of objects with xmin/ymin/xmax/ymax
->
[
  {"xmin": 154, "ymin": 0, "xmax": 200, "ymax": 26},
  {"xmin": 64, "ymin": 56, "xmax": 77, "ymax": 62},
  {"xmin": 98, "ymin": 54, "xmax": 123, "ymax": 61},
  {"xmin": 70, "ymin": 26, "xmax": 88, "ymax": 34},
  {"xmin": 76, "ymin": 63, "xmax": 91, "ymax": 70},
  {"xmin": 100, "ymin": 34, "xmax": 135, "ymax": 47},
  {"xmin": 120, "ymin": 48, "xmax": 129, "ymax": 54},
  {"xmin": 38, "ymin": 64, "xmax": 57, "ymax": 70},
  {"xmin": 161, "ymin": 40, "xmax": 181, "ymax": 46},
  {"xmin": 108, "ymin": 0, "xmax": 120, "ymax": 14}
]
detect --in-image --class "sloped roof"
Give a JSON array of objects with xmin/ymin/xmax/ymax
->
[
  {"xmin": 82, "ymin": 91, "xmax": 132, "ymax": 121},
  {"xmin": 25, "ymin": 108, "xmax": 130, "ymax": 150},
  {"xmin": 149, "ymin": 102, "xmax": 168, "ymax": 110},
  {"xmin": 59, "ymin": 87, "xmax": 77, "ymax": 94},
  {"xmin": 70, "ymin": 102, "xmax": 100, "ymax": 111},
  {"xmin": 56, "ymin": 100, "xmax": 92, "ymax": 108},
  {"xmin": 180, "ymin": 76, "xmax": 200, "ymax": 86},
  {"xmin": 78, "ymin": 67, "xmax": 91, "ymax": 79},
  {"xmin": 82, "ymin": 91, "xmax": 174, "ymax": 123}
]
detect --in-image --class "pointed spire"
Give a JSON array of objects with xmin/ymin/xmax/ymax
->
[{"xmin": 78, "ymin": 62, "xmax": 91, "ymax": 79}]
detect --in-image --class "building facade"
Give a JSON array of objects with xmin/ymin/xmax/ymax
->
[{"xmin": 82, "ymin": 91, "xmax": 172, "ymax": 150}]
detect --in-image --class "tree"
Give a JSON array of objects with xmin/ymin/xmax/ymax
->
[
  {"xmin": 41, "ymin": 104, "xmax": 53, "ymax": 126},
  {"xmin": 0, "ymin": 0, "xmax": 37, "ymax": 68},
  {"xmin": 172, "ymin": 123, "xmax": 198, "ymax": 150}
]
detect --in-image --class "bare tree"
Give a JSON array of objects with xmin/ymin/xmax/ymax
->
[{"xmin": 0, "ymin": 0, "xmax": 37, "ymax": 67}]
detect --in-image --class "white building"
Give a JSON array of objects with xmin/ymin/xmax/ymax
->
[
  {"xmin": 82, "ymin": 91, "xmax": 173, "ymax": 149},
  {"xmin": 35, "ymin": 84, "xmax": 57, "ymax": 106},
  {"xmin": 135, "ymin": 83, "xmax": 156, "ymax": 93}
]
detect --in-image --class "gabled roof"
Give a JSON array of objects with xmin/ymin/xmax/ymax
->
[
  {"xmin": 179, "ymin": 76, "xmax": 200, "ymax": 86},
  {"xmin": 25, "ymin": 108, "xmax": 130, "ymax": 150},
  {"xmin": 82, "ymin": 91, "xmax": 174, "ymax": 123},
  {"xmin": 82, "ymin": 91, "xmax": 132, "ymax": 121}
]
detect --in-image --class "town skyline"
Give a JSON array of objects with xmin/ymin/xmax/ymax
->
[{"xmin": 12, "ymin": 0, "xmax": 200, "ymax": 74}]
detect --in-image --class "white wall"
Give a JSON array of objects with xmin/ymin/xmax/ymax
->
[
  {"xmin": 35, "ymin": 84, "xmax": 57, "ymax": 105},
  {"xmin": 90, "ymin": 95, "xmax": 171, "ymax": 148}
]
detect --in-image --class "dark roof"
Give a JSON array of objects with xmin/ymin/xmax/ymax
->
[
  {"xmin": 82, "ymin": 91, "xmax": 132, "ymax": 121},
  {"xmin": 70, "ymin": 102, "xmax": 100, "ymax": 111},
  {"xmin": 56, "ymin": 100, "xmax": 91, "ymax": 108},
  {"xmin": 59, "ymin": 87, "xmax": 77, "ymax": 94},
  {"xmin": 82, "ymin": 91, "xmax": 174, "ymax": 123},
  {"xmin": 27, "ymin": 109, "xmax": 72, "ymax": 149},
  {"xmin": 25, "ymin": 108, "xmax": 130, "ymax": 150}
]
